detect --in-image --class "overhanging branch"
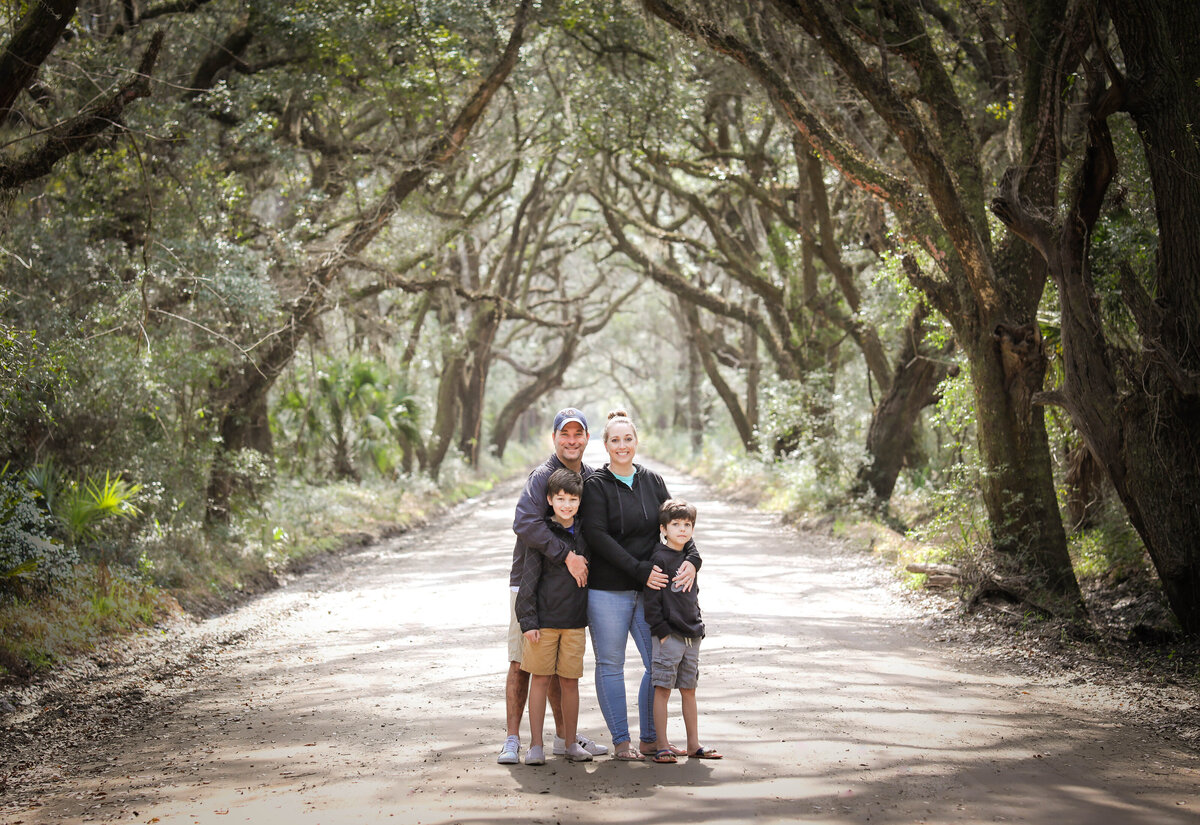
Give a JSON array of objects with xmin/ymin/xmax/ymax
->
[{"xmin": 0, "ymin": 30, "xmax": 165, "ymax": 194}]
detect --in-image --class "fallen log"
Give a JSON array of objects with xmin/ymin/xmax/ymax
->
[{"xmin": 905, "ymin": 563, "xmax": 962, "ymax": 577}]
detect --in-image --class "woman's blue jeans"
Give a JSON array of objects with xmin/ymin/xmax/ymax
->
[{"xmin": 587, "ymin": 588, "xmax": 655, "ymax": 747}]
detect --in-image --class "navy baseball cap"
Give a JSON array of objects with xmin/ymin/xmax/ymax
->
[{"xmin": 553, "ymin": 407, "xmax": 588, "ymax": 434}]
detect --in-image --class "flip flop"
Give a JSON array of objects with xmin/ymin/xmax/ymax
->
[
  {"xmin": 614, "ymin": 747, "xmax": 644, "ymax": 761},
  {"xmin": 652, "ymin": 749, "xmax": 678, "ymax": 764},
  {"xmin": 641, "ymin": 744, "xmax": 686, "ymax": 756},
  {"xmin": 689, "ymin": 746, "xmax": 723, "ymax": 759}
]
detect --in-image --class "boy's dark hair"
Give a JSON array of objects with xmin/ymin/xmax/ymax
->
[
  {"xmin": 547, "ymin": 467, "xmax": 583, "ymax": 498},
  {"xmin": 658, "ymin": 498, "xmax": 697, "ymax": 526}
]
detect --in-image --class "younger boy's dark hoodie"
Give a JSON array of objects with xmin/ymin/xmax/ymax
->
[
  {"xmin": 515, "ymin": 517, "xmax": 588, "ymax": 631},
  {"xmin": 644, "ymin": 543, "xmax": 705, "ymax": 640}
]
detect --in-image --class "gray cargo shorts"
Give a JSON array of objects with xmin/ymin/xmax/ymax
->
[{"xmin": 651, "ymin": 633, "xmax": 701, "ymax": 690}]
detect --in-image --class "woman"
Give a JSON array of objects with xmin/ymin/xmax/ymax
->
[{"xmin": 581, "ymin": 409, "xmax": 700, "ymax": 760}]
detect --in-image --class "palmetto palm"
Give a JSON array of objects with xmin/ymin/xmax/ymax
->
[{"xmin": 280, "ymin": 359, "xmax": 422, "ymax": 481}]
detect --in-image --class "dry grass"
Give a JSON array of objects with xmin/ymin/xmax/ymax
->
[{"xmin": 0, "ymin": 566, "xmax": 177, "ymax": 679}]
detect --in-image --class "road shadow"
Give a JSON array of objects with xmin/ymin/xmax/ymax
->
[{"xmin": 3, "ymin": 456, "xmax": 1198, "ymax": 825}]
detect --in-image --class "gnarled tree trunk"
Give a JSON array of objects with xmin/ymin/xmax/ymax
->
[
  {"xmin": 640, "ymin": 0, "xmax": 1083, "ymax": 604},
  {"xmin": 992, "ymin": 0, "xmax": 1200, "ymax": 631},
  {"xmin": 855, "ymin": 303, "xmax": 954, "ymax": 505}
]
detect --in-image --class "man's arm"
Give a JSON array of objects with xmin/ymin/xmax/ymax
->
[
  {"xmin": 515, "ymin": 552, "xmax": 542, "ymax": 633},
  {"xmin": 512, "ymin": 465, "xmax": 561, "ymax": 558},
  {"xmin": 655, "ymin": 472, "xmax": 700, "ymax": 588},
  {"xmin": 513, "ymin": 464, "xmax": 586, "ymax": 585},
  {"xmin": 671, "ymin": 539, "xmax": 700, "ymax": 591},
  {"xmin": 651, "ymin": 471, "xmax": 701, "ymax": 573}
]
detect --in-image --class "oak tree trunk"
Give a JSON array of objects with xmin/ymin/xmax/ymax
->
[
  {"xmin": 489, "ymin": 331, "xmax": 578, "ymax": 460},
  {"xmin": 1045, "ymin": 1, "xmax": 1200, "ymax": 631},
  {"xmin": 855, "ymin": 304, "xmax": 953, "ymax": 504},
  {"xmin": 0, "ymin": 0, "xmax": 78, "ymax": 122},
  {"xmin": 641, "ymin": 0, "xmax": 1083, "ymax": 604},
  {"xmin": 967, "ymin": 318, "xmax": 1077, "ymax": 597}
]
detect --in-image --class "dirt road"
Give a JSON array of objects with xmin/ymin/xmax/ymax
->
[{"xmin": 2, "ymin": 456, "xmax": 1197, "ymax": 824}]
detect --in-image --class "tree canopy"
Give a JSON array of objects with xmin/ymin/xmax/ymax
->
[{"xmin": 2, "ymin": 0, "xmax": 1197, "ymax": 634}]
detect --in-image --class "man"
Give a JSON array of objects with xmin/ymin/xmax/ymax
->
[{"xmin": 498, "ymin": 407, "xmax": 608, "ymax": 764}]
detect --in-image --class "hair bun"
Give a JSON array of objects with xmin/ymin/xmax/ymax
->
[{"xmin": 607, "ymin": 409, "xmax": 630, "ymax": 420}]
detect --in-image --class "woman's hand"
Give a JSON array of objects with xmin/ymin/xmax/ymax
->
[
  {"xmin": 672, "ymin": 560, "xmax": 697, "ymax": 592},
  {"xmin": 646, "ymin": 565, "xmax": 669, "ymax": 590}
]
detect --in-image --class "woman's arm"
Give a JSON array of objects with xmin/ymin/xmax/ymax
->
[{"xmin": 643, "ymin": 579, "xmax": 671, "ymax": 640}]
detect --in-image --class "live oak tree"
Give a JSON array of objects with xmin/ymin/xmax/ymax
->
[
  {"xmin": 599, "ymin": 91, "xmax": 955, "ymax": 502},
  {"xmin": 8, "ymin": 0, "xmax": 1200, "ymax": 636},
  {"xmin": 573, "ymin": 8, "xmax": 954, "ymax": 505},
  {"xmin": 0, "ymin": 2, "xmax": 163, "ymax": 195},
  {"xmin": 992, "ymin": 0, "xmax": 1200, "ymax": 632},
  {"xmin": 202, "ymin": 0, "xmax": 534, "ymax": 518},
  {"xmin": 642, "ymin": 0, "xmax": 1085, "ymax": 603}
]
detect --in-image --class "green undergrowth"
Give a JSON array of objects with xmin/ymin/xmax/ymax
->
[
  {"xmin": 670, "ymin": 440, "xmax": 1165, "ymax": 622},
  {"xmin": 0, "ymin": 445, "xmax": 537, "ymax": 682},
  {"xmin": 0, "ymin": 565, "xmax": 174, "ymax": 679}
]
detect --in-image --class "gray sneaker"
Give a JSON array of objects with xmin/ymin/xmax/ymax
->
[
  {"xmin": 524, "ymin": 744, "xmax": 546, "ymax": 765},
  {"xmin": 553, "ymin": 734, "xmax": 609, "ymax": 756},
  {"xmin": 564, "ymin": 742, "xmax": 593, "ymax": 762},
  {"xmin": 497, "ymin": 735, "xmax": 520, "ymax": 765}
]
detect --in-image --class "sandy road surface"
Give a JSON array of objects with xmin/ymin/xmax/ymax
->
[{"xmin": 2, "ymin": 455, "xmax": 1198, "ymax": 824}]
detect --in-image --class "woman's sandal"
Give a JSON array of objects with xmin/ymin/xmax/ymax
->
[
  {"xmin": 688, "ymin": 746, "xmax": 723, "ymax": 759},
  {"xmin": 652, "ymin": 749, "xmax": 678, "ymax": 764},
  {"xmin": 614, "ymin": 747, "xmax": 644, "ymax": 761},
  {"xmin": 641, "ymin": 744, "xmax": 686, "ymax": 756}
]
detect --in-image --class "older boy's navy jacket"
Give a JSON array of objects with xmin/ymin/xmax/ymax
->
[
  {"xmin": 515, "ymin": 517, "xmax": 588, "ymax": 631},
  {"xmin": 644, "ymin": 544, "xmax": 705, "ymax": 640},
  {"xmin": 509, "ymin": 454, "xmax": 595, "ymax": 589},
  {"xmin": 581, "ymin": 464, "xmax": 701, "ymax": 592}
]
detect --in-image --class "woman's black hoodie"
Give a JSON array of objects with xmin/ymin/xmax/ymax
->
[{"xmin": 581, "ymin": 463, "xmax": 701, "ymax": 592}]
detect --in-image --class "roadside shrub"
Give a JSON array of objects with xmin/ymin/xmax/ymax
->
[{"xmin": 0, "ymin": 473, "xmax": 78, "ymax": 594}]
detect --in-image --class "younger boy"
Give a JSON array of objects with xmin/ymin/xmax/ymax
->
[
  {"xmin": 515, "ymin": 468, "xmax": 592, "ymax": 764},
  {"xmin": 644, "ymin": 499, "xmax": 723, "ymax": 763}
]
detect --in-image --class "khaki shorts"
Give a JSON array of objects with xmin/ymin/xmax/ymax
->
[
  {"xmin": 508, "ymin": 589, "xmax": 523, "ymax": 663},
  {"xmin": 520, "ymin": 627, "xmax": 586, "ymax": 679}
]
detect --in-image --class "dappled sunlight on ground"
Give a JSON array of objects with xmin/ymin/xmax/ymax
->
[{"xmin": 2, "ymin": 455, "xmax": 1197, "ymax": 824}]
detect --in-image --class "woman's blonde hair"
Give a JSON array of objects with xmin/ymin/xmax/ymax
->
[{"xmin": 602, "ymin": 408, "xmax": 638, "ymax": 442}]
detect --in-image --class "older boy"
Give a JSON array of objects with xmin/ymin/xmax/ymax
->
[
  {"xmin": 644, "ymin": 499, "xmax": 722, "ymax": 763},
  {"xmin": 499, "ymin": 408, "xmax": 607, "ymax": 764},
  {"xmin": 516, "ymin": 468, "xmax": 592, "ymax": 764}
]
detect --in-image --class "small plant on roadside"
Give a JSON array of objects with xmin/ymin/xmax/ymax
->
[
  {"xmin": 58, "ymin": 471, "xmax": 143, "ymax": 546},
  {"xmin": 1068, "ymin": 501, "xmax": 1151, "ymax": 583},
  {"xmin": 272, "ymin": 357, "xmax": 423, "ymax": 482},
  {"xmin": 0, "ymin": 564, "xmax": 171, "ymax": 677}
]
